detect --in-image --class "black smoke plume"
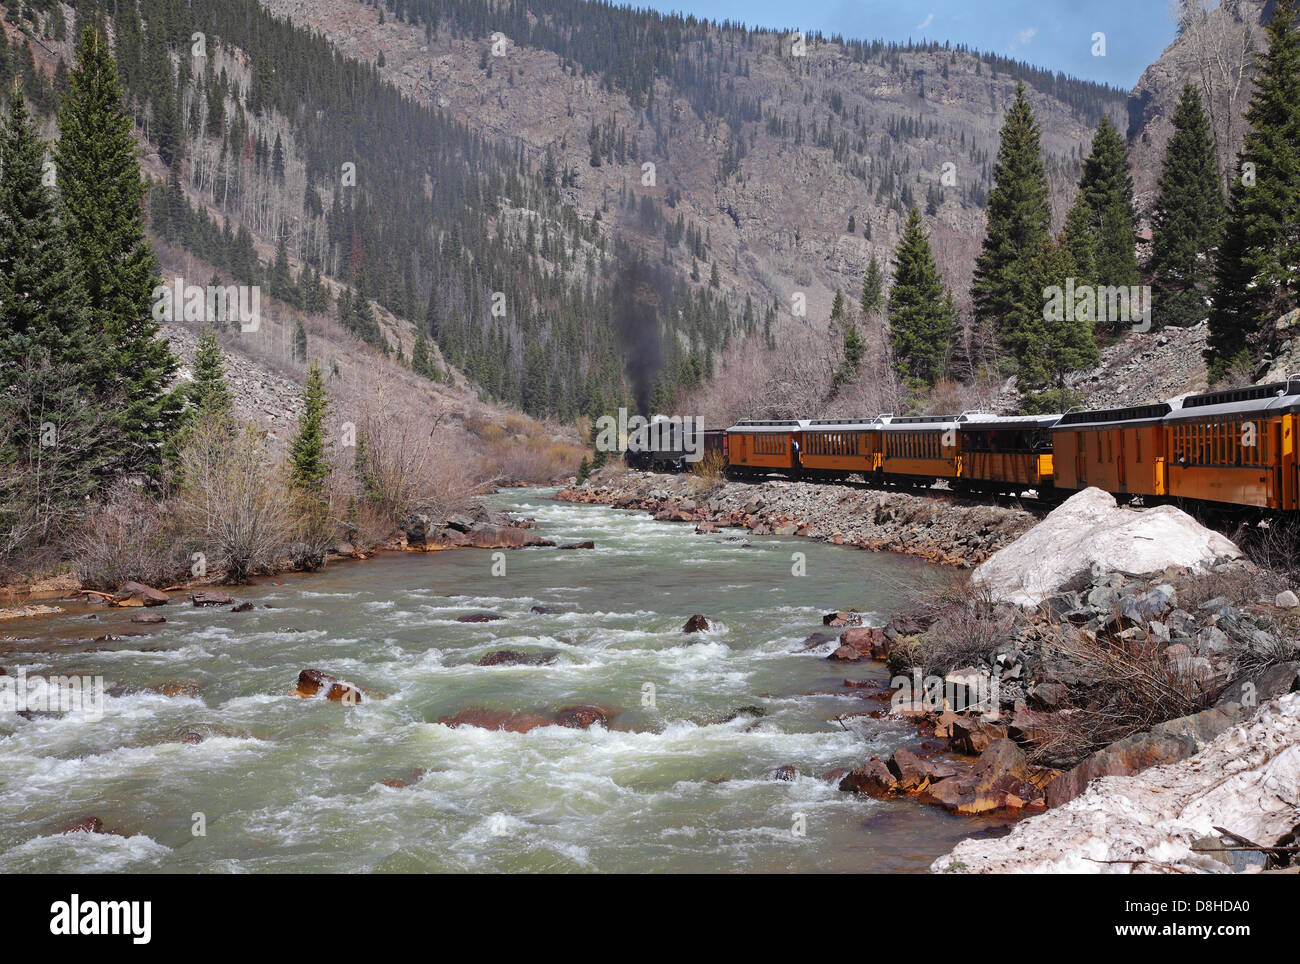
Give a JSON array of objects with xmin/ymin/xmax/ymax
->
[{"xmin": 612, "ymin": 248, "xmax": 666, "ymax": 415}]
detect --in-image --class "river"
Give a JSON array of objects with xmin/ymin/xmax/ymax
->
[{"xmin": 0, "ymin": 487, "xmax": 1010, "ymax": 873}]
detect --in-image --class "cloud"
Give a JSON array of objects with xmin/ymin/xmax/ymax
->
[
  {"xmin": 1011, "ymin": 26, "xmax": 1038, "ymax": 49},
  {"xmin": 916, "ymin": 13, "xmax": 934, "ymax": 30}
]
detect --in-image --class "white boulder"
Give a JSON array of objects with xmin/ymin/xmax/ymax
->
[
  {"xmin": 932, "ymin": 692, "xmax": 1300, "ymax": 874},
  {"xmin": 970, "ymin": 487, "xmax": 1241, "ymax": 608}
]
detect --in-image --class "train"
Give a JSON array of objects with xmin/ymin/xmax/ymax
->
[{"xmin": 625, "ymin": 376, "xmax": 1300, "ymax": 513}]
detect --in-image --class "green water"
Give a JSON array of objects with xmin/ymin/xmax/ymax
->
[{"xmin": 0, "ymin": 487, "xmax": 1004, "ymax": 873}]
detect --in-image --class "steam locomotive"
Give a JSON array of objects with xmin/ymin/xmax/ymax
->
[{"xmin": 629, "ymin": 377, "xmax": 1300, "ymax": 512}]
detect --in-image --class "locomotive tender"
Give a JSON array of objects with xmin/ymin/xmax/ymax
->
[{"xmin": 705, "ymin": 377, "xmax": 1300, "ymax": 512}]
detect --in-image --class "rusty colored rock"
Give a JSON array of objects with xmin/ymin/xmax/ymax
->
[
  {"xmin": 839, "ymin": 760, "xmax": 899, "ymax": 797},
  {"xmin": 555, "ymin": 705, "xmax": 613, "ymax": 729},
  {"xmin": 191, "ymin": 590, "xmax": 235, "ymax": 607},
  {"xmin": 111, "ymin": 582, "xmax": 169, "ymax": 607},
  {"xmin": 682, "ymin": 614, "xmax": 711, "ymax": 633}
]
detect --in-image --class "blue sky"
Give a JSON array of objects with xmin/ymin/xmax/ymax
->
[{"xmin": 638, "ymin": 0, "xmax": 1178, "ymax": 88}]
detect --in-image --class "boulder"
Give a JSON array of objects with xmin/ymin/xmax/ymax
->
[
  {"xmin": 828, "ymin": 645, "xmax": 861, "ymax": 662},
  {"xmin": 682, "ymin": 614, "xmax": 711, "ymax": 633},
  {"xmin": 771, "ymin": 764, "xmax": 800, "ymax": 782},
  {"xmin": 437, "ymin": 708, "xmax": 553, "ymax": 733},
  {"xmin": 230, "ymin": 602, "xmax": 254, "ymax": 613},
  {"xmin": 129, "ymin": 613, "xmax": 166, "ymax": 625},
  {"xmin": 190, "ymin": 590, "xmax": 235, "ymax": 607},
  {"xmin": 887, "ymin": 749, "xmax": 933, "ymax": 792},
  {"xmin": 477, "ymin": 650, "xmax": 557, "ymax": 667},
  {"xmin": 823, "ymin": 610, "xmax": 864, "ymax": 628},
  {"xmin": 401, "ymin": 512, "xmax": 433, "ymax": 544},
  {"xmin": 467, "ymin": 525, "xmax": 555, "ymax": 549},
  {"xmin": 971, "ymin": 488, "xmax": 1241, "ymax": 607},
  {"xmin": 1045, "ymin": 702, "xmax": 1245, "ymax": 807},
  {"xmin": 949, "ymin": 717, "xmax": 1008, "ymax": 755},
  {"xmin": 529, "ymin": 605, "xmax": 561, "ymax": 615},
  {"xmin": 1276, "ymin": 589, "xmax": 1299, "ymax": 609},
  {"xmin": 457, "ymin": 613, "xmax": 505, "ymax": 623},
  {"xmin": 111, "ymin": 581, "xmax": 169, "ymax": 607},
  {"xmin": 292, "ymin": 668, "xmax": 365, "ymax": 705},
  {"xmin": 839, "ymin": 625, "xmax": 889, "ymax": 660},
  {"xmin": 555, "ymin": 705, "xmax": 612, "ymax": 729},
  {"xmin": 558, "ymin": 541, "xmax": 595, "ymax": 550},
  {"xmin": 838, "ymin": 760, "xmax": 899, "ymax": 797}
]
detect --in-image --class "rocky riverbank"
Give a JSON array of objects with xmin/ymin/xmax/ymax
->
[
  {"xmin": 558, "ymin": 469, "xmax": 1038, "ymax": 568},
  {"xmin": 813, "ymin": 490, "xmax": 1300, "ymax": 871}
]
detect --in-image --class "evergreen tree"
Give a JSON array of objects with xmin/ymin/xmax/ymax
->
[
  {"xmin": 1075, "ymin": 115, "xmax": 1139, "ymax": 295},
  {"xmin": 289, "ymin": 360, "xmax": 330, "ymax": 495},
  {"xmin": 0, "ymin": 87, "xmax": 90, "ymax": 374},
  {"xmin": 1207, "ymin": 0, "xmax": 1300, "ymax": 378},
  {"xmin": 411, "ymin": 328, "xmax": 432, "ymax": 377},
  {"xmin": 1017, "ymin": 235, "xmax": 1100, "ymax": 410},
  {"xmin": 293, "ymin": 318, "xmax": 308, "ymax": 362},
  {"xmin": 972, "ymin": 83, "xmax": 1051, "ymax": 355},
  {"xmin": 1150, "ymin": 85, "xmax": 1226, "ymax": 329},
  {"xmin": 1062, "ymin": 193, "xmax": 1096, "ymax": 287},
  {"xmin": 54, "ymin": 26, "xmax": 180, "ymax": 482},
  {"xmin": 187, "ymin": 326, "xmax": 233, "ymax": 422},
  {"xmin": 860, "ymin": 253, "xmax": 884, "ymax": 318},
  {"xmin": 888, "ymin": 206, "xmax": 958, "ymax": 387}
]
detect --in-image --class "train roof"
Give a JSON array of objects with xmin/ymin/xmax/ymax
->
[
  {"xmin": 805, "ymin": 417, "xmax": 890, "ymax": 430},
  {"xmin": 961, "ymin": 413, "xmax": 1062, "ymax": 432},
  {"xmin": 1055, "ymin": 401, "xmax": 1173, "ymax": 429},
  {"xmin": 1163, "ymin": 377, "xmax": 1300, "ymax": 422},
  {"xmin": 727, "ymin": 419, "xmax": 809, "ymax": 433},
  {"xmin": 877, "ymin": 411, "xmax": 997, "ymax": 432}
]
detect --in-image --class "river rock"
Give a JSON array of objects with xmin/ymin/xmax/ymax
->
[
  {"xmin": 230, "ymin": 601, "xmax": 254, "ymax": 612},
  {"xmin": 682, "ymin": 614, "xmax": 711, "ymax": 633},
  {"xmin": 467, "ymin": 524, "xmax": 556, "ymax": 549},
  {"xmin": 555, "ymin": 705, "xmax": 612, "ymax": 729},
  {"xmin": 437, "ymin": 708, "xmax": 555, "ymax": 733},
  {"xmin": 292, "ymin": 668, "xmax": 364, "ymax": 705},
  {"xmin": 839, "ymin": 760, "xmax": 898, "ymax": 797},
  {"xmin": 477, "ymin": 650, "xmax": 557, "ymax": 667},
  {"xmin": 771, "ymin": 764, "xmax": 800, "ymax": 782},
  {"xmin": 457, "ymin": 612, "xmax": 505, "ymax": 623},
  {"xmin": 1276, "ymin": 589, "xmax": 1299, "ymax": 609},
  {"xmin": 559, "ymin": 541, "xmax": 595, "ymax": 550},
  {"xmin": 839, "ymin": 625, "xmax": 889, "ymax": 660},
  {"xmin": 823, "ymin": 610, "xmax": 864, "ymax": 627},
  {"xmin": 130, "ymin": 613, "xmax": 166, "ymax": 624},
  {"xmin": 111, "ymin": 581, "xmax": 169, "ymax": 607},
  {"xmin": 191, "ymin": 590, "xmax": 235, "ymax": 607}
]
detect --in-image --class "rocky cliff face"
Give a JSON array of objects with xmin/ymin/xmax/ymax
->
[{"xmin": 1127, "ymin": 0, "xmax": 1272, "ymax": 206}]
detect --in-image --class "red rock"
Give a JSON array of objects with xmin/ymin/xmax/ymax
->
[
  {"xmin": 949, "ymin": 717, "xmax": 1008, "ymax": 755},
  {"xmin": 292, "ymin": 668, "xmax": 364, "ymax": 704},
  {"xmin": 823, "ymin": 610, "xmax": 864, "ymax": 628},
  {"xmin": 555, "ymin": 705, "xmax": 612, "ymax": 729},
  {"xmin": 888, "ymin": 748, "xmax": 933, "ymax": 792},
  {"xmin": 682, "ymin": 614, "xmax": 711, "ymax": 633},
  {"xmin": 839, "ymin": 760, "xmax": 898, "ymax": 797},
  {"xmin": 828, "ymin": 645, "xmax": 861, "ymax": 662},
  {"xmin": 558, "ymin": 541, "xmax": 595, "ymax": 550},
  {"xmin": 61, "ymin": 816, "xmax": 106, "ymax": 834},
  {"xmin": 130, "ymin": 613, "xmax": 166, "ymax": 624},
  {"xmin": 437, "ymin": 708, "xmax": 554, "ymax": 733},
  {"xmin": 466, "ymin": 525, "xmax": 555, "ymax": 549},
  {"xmin": 112, "ymin": 581, "xmax": 169, "ymax": 607},
  {"xmin": 191, "ymin": 590, "xmax": 235, "ymax": 607},
  {"xmin": 840, "ymin": 625, "xmax": 889, "ymax": 660}
]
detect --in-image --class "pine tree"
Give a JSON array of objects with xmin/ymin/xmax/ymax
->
[
  {"xmin": 1062, "ymin": 194, "xmax": 1096, "ymax": 288},
  {"xmin": 187, "ymin": 326, "xmax": 233, "ymax": 422},
  {"xmin": 1076, "ymin": 115, "xmax": 1139, "ymax": 294},
  {"xmin": 289, "ymin": 360, "xmax": 330, "ymax": 495},
  {"xmin": 293, "ymin": 318, "xmax": 308, "ymax": 362},
  {"xmin": 1150, "ymin": 85, "xmax": 1226, "ymax": 329},
  {"xmin": 411, "ymin": 328, "xmax": 432, "ymax": 377},
  {"xmin": 1207, "ymin": 0, "xmax": 1300, "ymax": 378},
  {"xmin": 1018, "ymin": 235, "xmax": 1100, "ymax": 411},
  {"xmin": 972, "ymin": 83, "xmax": 1051, "ymax": 355},
  {"xmin": 54, "ymin": 26, "xmax": 180, "ymax": 483},
  {"xmin": 0, "ymin": 86, "xmax": 102, "ymax": 527},
  {"xmin": 0, "ymin": 87, "xmax": 90, "ymax": 374},
  {"xmin": 889, "ymin": 206, "xmax": 958, "ymax": 387},
  {"xmin": 860, "ymin": 253, "xmax": 884, "ymax": 318}
]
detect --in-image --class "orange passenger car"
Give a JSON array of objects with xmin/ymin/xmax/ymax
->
[
  {"xmin": 725, "ymin": 420, "xmax": 808, "ymax": 479},
  {"xmin": 799, "ymin": 417, "xmax": 887, "ymax": 481},
  {"xmin": 1163, "ymin": 379, "xmax": 1300, "ymax": 510},
  {"xmin": 878, "ymin": 415, "xmax": 966, "ymax": 484},
  {"xmin": 959, "ymin": 414, "xmax": 1059, "ymax": 496},
  {"xmin": 1051, "ymin": 402, "xmax": 1171, "ymax": 498}
]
